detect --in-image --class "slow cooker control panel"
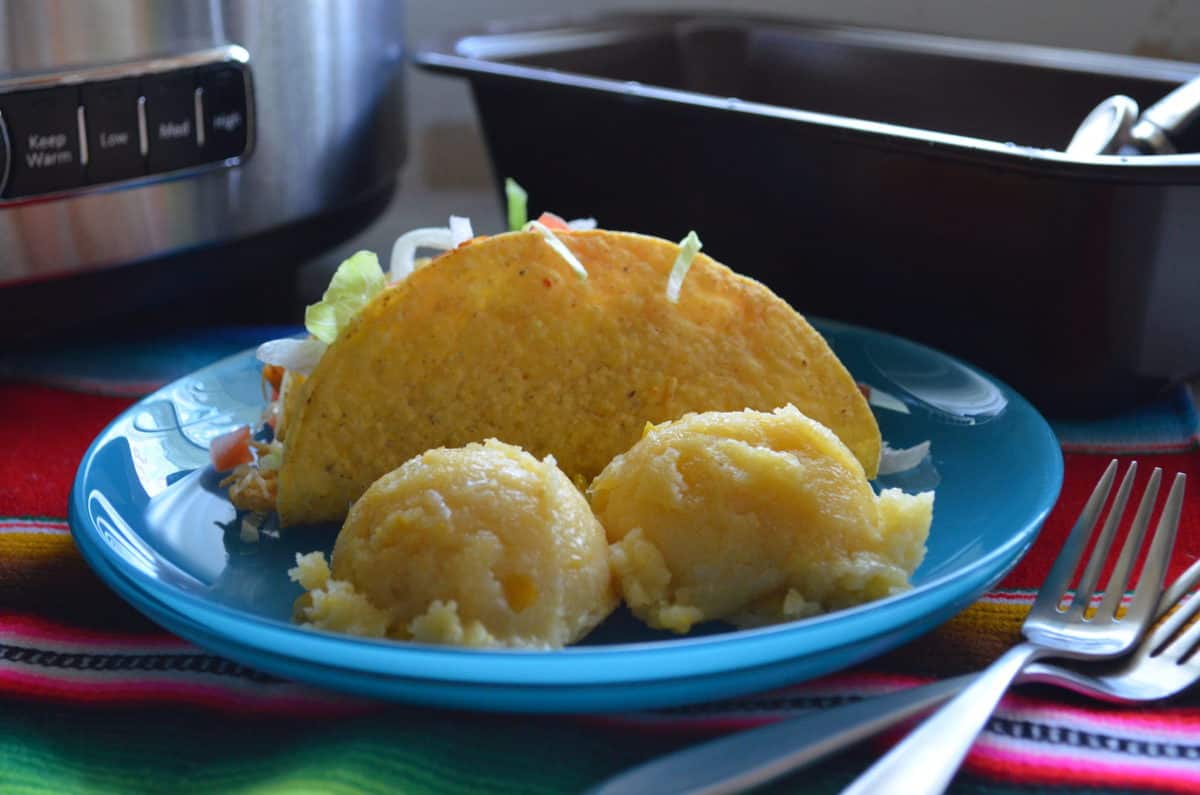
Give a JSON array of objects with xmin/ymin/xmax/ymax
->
[{"xmin": 0, "ymin": 47, "xmax": 251, "ymax": 202}]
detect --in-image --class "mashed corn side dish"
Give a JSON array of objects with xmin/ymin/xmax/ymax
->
[
  {"xmin": 589, "ymin": 406, "xmax": 934, "ymax": 634},
  {"xmin": 290, "ymin": 439, "xmax": 617, "ymax": 649}
]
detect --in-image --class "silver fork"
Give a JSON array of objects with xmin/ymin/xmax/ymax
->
[
  {"xmin": 1023, "ymin": 554, "xmax": 1200, "ymax": 701},
  {"xmin": 583, "ymin": 461, "xmax": 1188, "ymax": 795},
  {"xmin": 582, "ymin": 556, "xmax": 1200, "ymax": 795},
  {"xmin": 841, "ymin": 460, "xmax": 1184, "ymax": 795}
]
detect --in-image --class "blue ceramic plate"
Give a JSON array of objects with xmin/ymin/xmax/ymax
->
[{"xmin": 70, "ymin": 320, "xmax": 1062, "ymax": 713}]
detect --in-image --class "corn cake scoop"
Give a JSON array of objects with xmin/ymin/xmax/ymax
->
[
  {"xmin": 590, "ymin": 406, "xmax": 932, "ymax": 634},
  {"xmin": 278, "ymin": 230, "xmax": 880, "ymax": 526},
  {"xmin": 290, "ymin": 439, "xmax": 617, "ymax": 648}
]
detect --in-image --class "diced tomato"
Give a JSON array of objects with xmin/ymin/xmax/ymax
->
[
  {"xmin": 536, "ymin": 212, "xmax": 570, "ymax": 231},
  {"xmin": 262, "ymin": 364, "xmax": 285, "ymax": 392},
  {"xmin": 210, "ymin": 426, "xmax": 253, "ymax": 472}
]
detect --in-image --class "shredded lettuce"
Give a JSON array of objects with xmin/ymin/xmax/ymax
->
[
  {"xmin": 878, "ymin": 441, "xmax": 931, "ymax": 475},
  {"xmin": 449, "ymin": 215, "xmax": 474, "ymax": 246},
  {"xmin": 525, "ymin": 220, "xmax": 588, "ymax": 280},
  {"xmin": 506, "ymin": 178, "xmax": 528, "ymax": 231},
  {"xmin": 388, "ymin": 216, "xmax": 474, "ymax": 282},
  {"xmin": 240, "ymin": 511, "xmax": 267, "ymax": 543},
  {"xmin": 256, "ymin": 338, "xmax": 327, "ymax": 375},
  {"xmin": 257, "ymin": 447, "xmax": 283, "ymax": 472},
  {"xmin": 866, "ymin": 385, "xmax": 911, "ymax": 415},
  {"xmin": 666, "ymin": 231, "xmax": 703, "ymax": 303},
  {"xmin": 389, "ymin": 227, "xmax": 453, "ymax": 282},
  {"xmin": 304, "ymin": 251, "xmax": 386, "ymax": 345}
]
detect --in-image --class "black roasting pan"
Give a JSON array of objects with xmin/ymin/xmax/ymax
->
[{"xmin": 416, "ymin": 13, "xmax": 1200, "ymax": 413}]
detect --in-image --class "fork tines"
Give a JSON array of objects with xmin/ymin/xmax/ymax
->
[
  {"xmin": 1149, "ymin": 557, "xmax": 1200, "ymax": 663},
  {"xmin": 1034, "ymin": 460, "xmax": 1186, "ymax": 626}
]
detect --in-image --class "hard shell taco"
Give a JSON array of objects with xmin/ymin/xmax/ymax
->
[{"xmin": 220, "ymin": 206, "xmax": 881, "ymax": 527}]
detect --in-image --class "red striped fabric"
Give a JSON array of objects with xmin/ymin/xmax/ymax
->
[{"xmin": 2, "ymin": 377, "xmax": 1199, "ymax": 793}]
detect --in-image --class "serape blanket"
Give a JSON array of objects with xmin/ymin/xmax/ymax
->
[{"xmin": 1, "ymin": 327, "xmax": 1197, "ymax": 794}]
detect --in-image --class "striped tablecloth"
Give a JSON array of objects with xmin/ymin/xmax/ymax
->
[{"xmin": 1, "ymin": 327, "xmax": 1197, "ymax": 794}]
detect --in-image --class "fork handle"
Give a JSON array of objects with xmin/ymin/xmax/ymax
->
[
  {"xmin": 841, "ymin": 642, "xmax": 1044, "ymax": 795},
  {"xmin": 583, "ymin": 675, "xmax": 975, "ymax": 795}
]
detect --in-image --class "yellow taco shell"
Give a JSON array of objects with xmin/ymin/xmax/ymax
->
[{"xmin": 277, "ymin": 229, "xmax": 880, "ymax": 526}]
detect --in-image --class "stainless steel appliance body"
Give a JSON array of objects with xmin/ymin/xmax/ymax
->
[{"xmin": 0, "ymin": 0, "xmax": 405, "ymax": 290}]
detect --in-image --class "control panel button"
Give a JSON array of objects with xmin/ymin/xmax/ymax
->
[
  {"xmin": 142, "ymin": 71, "xmax": 203, "ymax": 173},
  {"xmin": 199, "ymin": 65, "xmax": 248, "ymax": 161},
  {"xmin": 0, "ymin": 112, "xmax": 9, "ymax": 196},
  {"xmin": 0, "ymin": 52, "xmax": 252, "ymax": 203},
  {"xmin": 82, "ymin": 79, "xmax": 145, "ymax": 183},
  {"xmin": 0, "ymin": 87, "xmax": 84, "ymax": 197}
]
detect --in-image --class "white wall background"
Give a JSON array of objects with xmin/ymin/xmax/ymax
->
[{"xmin": 301, "ymin": 0, "xmax": 1200, "ymax": 296}]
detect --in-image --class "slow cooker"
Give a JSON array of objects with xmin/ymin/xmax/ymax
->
[{"xmin": 0, "ymin": 0, "xmax": 405, "ymax": 337}]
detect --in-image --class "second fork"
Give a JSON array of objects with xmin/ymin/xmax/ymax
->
[{"xmin": 841, "ymin": 460, "xmax": 1185, "ymax": 795}]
